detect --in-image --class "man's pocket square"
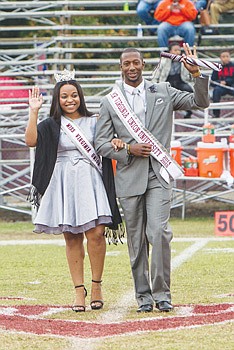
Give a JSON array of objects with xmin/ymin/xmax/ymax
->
[{"xmin": 156, "ymin": 98, "xmax": 164, "ymax": 105}]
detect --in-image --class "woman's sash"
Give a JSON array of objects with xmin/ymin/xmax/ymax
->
[
  {"xmin": 107, "ymin": 87, "xmax": 184, "ymax": 183},
  {"xmin": 61, "ymin": 116, "xmax": 102, "ymax": 174}
]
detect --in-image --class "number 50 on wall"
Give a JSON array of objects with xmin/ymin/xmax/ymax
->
[{"xmin": 215, "ymin": 211, "xmax": 234, "ymax": 236}]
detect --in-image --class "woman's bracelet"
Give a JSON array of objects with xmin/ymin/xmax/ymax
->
[{"xmin": 191, "ymin": 70, "xmax": 201, "ymax": 78}]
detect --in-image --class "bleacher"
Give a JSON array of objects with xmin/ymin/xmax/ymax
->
[{"xmin": 0, "ymin": 0, "xmax": 234, "ymax": 216}]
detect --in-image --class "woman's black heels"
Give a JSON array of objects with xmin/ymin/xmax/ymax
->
[
  {"xmin": 72, "ymin": 284, "xmax": 87, "ymax": 312},
  {"xmin": 90, "ymin": 279, "xmax": 104, "ymax": 310}
]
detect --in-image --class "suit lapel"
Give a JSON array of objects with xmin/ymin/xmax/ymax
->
[{"xmin": 116, "ymin": 81, "xmax": 131, "ymax": 107}]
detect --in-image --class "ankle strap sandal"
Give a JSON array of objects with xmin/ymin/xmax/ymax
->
[
  {"xmin": 72, "ymin": 284, "xmax": 87, "ymax": 312},
  {"xmin": 90, "ymin": 280, "xmax": 104, "ymax": 310}
]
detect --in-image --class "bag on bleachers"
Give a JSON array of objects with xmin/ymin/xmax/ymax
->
[
  {"xmin": 200, "ymin": 9, "xmax": 211, "ymax": 27},
  {"xmin": 199, "ymin": 0, "xmax": 216, "ymax": 35}
]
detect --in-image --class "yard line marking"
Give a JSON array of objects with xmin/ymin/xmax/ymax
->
[
  {"xmin": 171, "ymin": 239, "xmax": 209, "ymax": 270},
  {"xmin": 0, "ymin": 239, "xmax": 65, "ymax": 246},
  {"xmin": 204, "ymin": 248, "xmax": 234, "ymax": 253},
  {"xmin": 0, "ymin": 237, "xmax": 233, "ymax": 246}
]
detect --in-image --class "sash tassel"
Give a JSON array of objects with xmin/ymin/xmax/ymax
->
[{"xmin": 105, "ymin": 223, "xmax": 125, "ymax": 245}]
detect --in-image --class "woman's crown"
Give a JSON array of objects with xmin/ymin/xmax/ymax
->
[{"xmin": 54, "ymin": 69, "xmax": 76, "ymax": 83}]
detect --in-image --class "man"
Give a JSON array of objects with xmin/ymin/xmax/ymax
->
[
  {"xmin": 95, "ymin": 44, "xmax": 209, "ymax": 313},
  {"xmin": 154, "ymin": 0, "xmax": 197, "ymax": 48},
  {"xmin": 210, "ymin": 0, "xmax": 234, "ymax": 25},
  {"xmin": 136, "ymin": 0, "xmax": 161, "ymax": 35},
  {"xmin": 151, "ymin": 42, "xmax": 194, "ymax": 118},
  {"xmin": 211, "ymin": 50, "xmax": 234, "ymax": 118}
]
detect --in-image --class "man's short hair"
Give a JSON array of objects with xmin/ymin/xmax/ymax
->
[{"xmin": 120, "ymin": 48, "xmax": 144, "ymax": 62}]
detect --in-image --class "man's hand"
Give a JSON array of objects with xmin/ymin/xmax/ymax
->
[
  {"xmin": 181, "ymin": 43, "xmax": 200, "ymax": 75},
  {"xmin": 129, "ymin": 143, "xmax": 152, "ymax": 157}
]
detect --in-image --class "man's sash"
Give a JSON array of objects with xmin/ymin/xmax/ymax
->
[
  {"xmin": 61, "ymin": 116, "xmax": 102, "ymax": 174},
  {"xmin": 107, "ymin": 87, "xmax": 184, "ymax": 182}
]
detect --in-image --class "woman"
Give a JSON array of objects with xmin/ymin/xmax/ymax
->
[{"xmin": 25, "ymin": 70, "xmax": 120, "ymax": 312}]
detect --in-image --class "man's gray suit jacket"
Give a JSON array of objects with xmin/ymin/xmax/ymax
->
[{"xmin": 95, "ymin": 77, "xmax": 209, "ymax": 198}]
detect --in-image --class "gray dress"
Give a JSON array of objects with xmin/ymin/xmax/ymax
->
[{"xmin": 34, "ymin": 116, "xmax": 112, "ymax": 234}]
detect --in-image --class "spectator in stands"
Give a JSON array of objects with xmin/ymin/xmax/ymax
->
[
  {"xmin": 192, "ymin": 0, "xmax": 208, "ymax": 12},
  {"xmin": 210, "ymin": 0, "xmax": 234, "ymax": 25},
  {"xmin": 211, "ymin": 50, "xmax": 234, "ymax": 118},
  {"xmin": 154, "ymin": 0, "xmax": 197, "ymax": 49},
  {"xmin": 136, "ymin": 0, "xmax": 162, "ymax": 35},
  {"xmin": 193, "ymin": 0, "xmax": 215, "ymax": 35},
  {"xmin": 151, "ymin": 41, "xmax": 194, "ymax": 117}
]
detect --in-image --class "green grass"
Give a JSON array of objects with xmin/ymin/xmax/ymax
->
[
  {"xmin": 0, "ymin": 334, "xmax": 68, "ymax": 350},
  {"xmin": 0, "ymin": 218, "xmax": 233, "ymax": 349},
  {"xmin": 170, "ymin": 217, "xmax": 215, "ymax": 237},
  {"xmin": 95, "ymin": 323, "xmax": 234, "ymax": 350},
  {"xmin": 0, "ymin": 216, "xmax": 215, "ymax": 240}
]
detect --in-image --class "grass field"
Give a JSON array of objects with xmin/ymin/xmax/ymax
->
[{"xmin": 0, "ymin": 217, "xmax": 233, "ymax": 350}]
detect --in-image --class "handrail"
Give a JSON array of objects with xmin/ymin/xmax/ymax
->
[
  {"xmin": 1, "ymin": 46, "xmax": 234, "ymax": 57},
  {"xmin": 0, "ymin": 23, "xmax": 233, "ymax": 32},
  {"xmin": 0, "ymin": 0, "xmax": 138, "ymax": 8},
  {"xmin": 1, "ymin": 34, "xmax": 233, "ymax": 45},
  {"xmin": 0, "ymin": 10, "xmax": 137, "ymax": 18}
]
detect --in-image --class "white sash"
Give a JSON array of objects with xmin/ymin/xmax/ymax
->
[
  {"xmin": 107, "ymin": 86, "xmax": 184, "ymax": 183},
  {"xmin": 61, "ymin": 116, "xmax": 102, "ymax": 174}
]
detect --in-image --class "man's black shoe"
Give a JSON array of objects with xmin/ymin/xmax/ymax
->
[
  {"xmin": 156, "ymin": 301, "xmax": 174, "ymax": 312},
  {"xmin": 137, "ymin": 304, "xmax": 153, "ymax": 313}
]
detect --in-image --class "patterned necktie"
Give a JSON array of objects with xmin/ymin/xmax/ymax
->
[{"xmin": 132, "ymin": 88, "xmax": 145, "ymax": 126}]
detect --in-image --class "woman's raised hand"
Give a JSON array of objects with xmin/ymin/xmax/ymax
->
[{"xmin": 29, "ymin": 86, "xmax": 43, "ymax": 111}]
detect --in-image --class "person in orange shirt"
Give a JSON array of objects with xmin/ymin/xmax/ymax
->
[{"xmin": 154, "ymin": 0, "xmax": 197, "ymax": 48}]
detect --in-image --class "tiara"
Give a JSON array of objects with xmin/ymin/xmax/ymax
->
[{"xmin": 54, "ymin": 69, "xmax": 76, "ymax": 83}]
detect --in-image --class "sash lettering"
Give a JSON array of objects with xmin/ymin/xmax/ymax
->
[
  {"xmin": 61, "ymin": 116, "xmax": 102, "ymax": 174},
  {"xmin": 107, "ymin": 87, "xmax": 184, "ymax": 182}
]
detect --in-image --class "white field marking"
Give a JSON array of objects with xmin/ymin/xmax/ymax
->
[
  {"xmin": 0, "ymin": 239, "xmax": 65, "ymax": 246},
  {"xmin": 0, "ymin": 296, "xmax": 36, "ymax": 301},
  {"xmin": 204, "ymin": 248, "xmax": 234, "ymax": 253},
  {"xmin": 0, "ymin": 307, "xmax": 18, "ymax": 316},
  {"xmin": 176, "ymin": 306, "xmax": 194, "ymax": 316},
  {"xmin": 98, "ymin": 289, "xmax": 135, "ymax": 324},
  {"xmin": 26, "ymin": 280, "xmax": 41, "ymax": 285},
  {"xmin": 26, "ymin": 307, "xmax": 70, "ymax": 319},
  {"xmin": 171, "ymin": 239, "xmax": 209, "ymax": 270},
  {"xmin": 106, "ymin": 251, "xmax": 121, "ymax": 256},
  {"xmin": 214, "ymin": 293, "xmax": 234, "ymax": 298},
  {"xmin": 0, "ymin": 236, "xmax": 233, "ymax": 246}
]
